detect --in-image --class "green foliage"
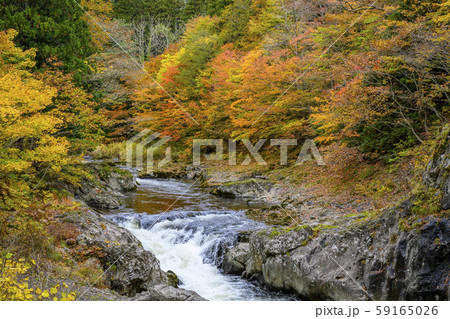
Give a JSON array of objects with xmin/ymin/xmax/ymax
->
[
  {"xmin": 90, "ymin": 142, "xmax": 126, "ymax": 161},
  {"xmin": 183, "ymin": 0, "xmax": 233, "ymax": 21},
  {"xmin": 352, "ymin": 120, "xmax": 418, "ymax": 157},
  {"xmin": 114, "ymin": 0, "xmax": 232, "ymax": 25},
  {"xmin": 0, "ymin": 0, "xmax": 94, "ymax": 73},
  {"xmin": 37, "ymin": 60, "xmax": 105, "ymax": 153},
  {"xmin": 174, "ymin": 16, "xmax": 222, "ymax": 90},
  {"xmin": 0, "ymin": 30, "xmax": 71, "ymax": 209},
  {"xmin": 219, "ymin": 0, "xmax": 253, "ymax": 45},
  {"xmin": 0, "ymin": 29, "xmax": 105, "ymax": 210},
  {"xmin": 113, "ymin": 0, "xmax": 185, "ymax": 30}
]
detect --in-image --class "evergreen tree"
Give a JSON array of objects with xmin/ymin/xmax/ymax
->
[
  {"xmin": 0, "ymin": 0, "xmax": 94, "ymax": 73},
  {"xmin": 183, "ymin": 0, "xmax": 233, "ymax": 21},
  {"xmin": 114, "ymin": 0, "xmax": 184, "ymax": 28}
]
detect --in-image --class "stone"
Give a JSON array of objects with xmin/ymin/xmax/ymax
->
[
  {"xmin": 222, "ymin": 125, "xmax": 450, "ymax": 301},
  {"xmin": 70, "ymin": 163, "xmax": 136, "ymax": 210},
  {"xmin": 223, "ymin": 243, "xmax": 251, "ymax": 275},
  {"xmin": 209, "ymin": 179, "xmax": 273, "ymax": 200},
  {"xmin": 61, "ymin": 162, "xmax": 206, "ymax": 301},
  {"xmin": 132, "ymin": 285, "xmax": 206, "ymax": 301},
  {"xmin": 62, "ymin": 209, "xmax": 166, "ymax": 296},
  {"xmin": 224, "ymin": 209, "xmax": 449, "ymax": 301}
]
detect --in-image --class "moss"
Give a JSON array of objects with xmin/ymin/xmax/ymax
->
[
  {"xmin": 342, "ymin": 210, "xmax": 380, "ymax": 231},
  {"xmin": 431, "ymin": 124, "xmax": 450, "ymax": 162},
  {"xmin": 99, "ymin": 164, "xmax": 132, "ymax": 180},
  {"xmin": 343, "ymin": 212, "xmax": 369, "ymax": 219},
  {"xmin": 268, "ymin": 229, "xmax": 284, "ymax": 238},
  {"xmin": 112, "ymin": 166, "xmax": 132, "ymax": 178},
  {"xmin": 267, "ymin": 212, "xmax": 279, "ymax": 220},
  {"xmin": 47, "ymin": 250, "xmax": 63, "ymax": 262},
  {"xmin": 359, "ymin": 167, "xmax": 377, "ymax": 179},
  {"xmin": 390, "ymin": 234, "xmax": 398, "ymax": 243},
  {"xmin": 399, "ymin": 217, "xmax": 411, "ymax": 232},
  {"xmin": 301, "ymin": 236, "xmax": 313, "ymax": 246},
  {"xmin": 200, "ymin": 180, "xmax": 210, "ymax": 188},
  {"xmin": 222, "ymin": 178, "xmax": 271, "ymax": 187},
  {"xmin": 166, "ymin": 271, "xmax": 179, "ymax": 288},
  {"xmin": 267, "ymin": 224, "xmax": 312, "ymax": 239},
  {"xmin": 411, "ymin": 185, "xmax": 442, "ymax": 216},
  {"xmin": 78, "ymin": 266, "xmax": 105, "ymax": 287},
  {"xmin": 292, "ymin": 224, "xmax": 311, "ymax": 231},
  {"xmin": 222, "ymin": 180, "xmax": 254, "ymax": 186},
  {"xmin": 312, "ymin": 224, "xmax": 338, "ymax": 234}
]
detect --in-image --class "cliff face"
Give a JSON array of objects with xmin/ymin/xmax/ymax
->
[
  {"xmin": 423, "ymin": 125, "xmax": 450, "ymax": 209},
  {"xmin": 223, "ymin": 128, "xmax": 450, "ymax": 301},
  {"xmin": 224, "ymin": 210, "xmax": 448, "ymax": 301}
]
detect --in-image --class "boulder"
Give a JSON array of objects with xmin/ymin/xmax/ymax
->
[
  {"xmin": 222, "ymin": 126, "xmax": 450, "ymax": 301},
  {"xmin": 60, "ymin": 209, "xmax": 166, "ymax": 296},
  {"xmin": 132, "ymin": 285, "xmax": 206, "ymax": 301},
  {"xmin": 71, "ymin": 163, "xmax": 136, "ymax": 209},
  {"xmin": 61, "ymin": 162, "xmax": 204, "ymax": 300},
  {"xmin": 223, "ymin": 243, "xmax": 251, "ymax": 275},
  {"xmin": 210, "ymin": 179, "xmax": 273, "ymax": 200}
]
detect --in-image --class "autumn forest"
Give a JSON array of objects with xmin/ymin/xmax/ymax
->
[{"xmin": 0, "ymin": 0, "xmax": 449, "ymax": 302}]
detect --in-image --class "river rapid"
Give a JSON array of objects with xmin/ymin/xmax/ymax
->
[{"xmin": 107, "ymin": 175, "xmax": 296, "ymax": 301}]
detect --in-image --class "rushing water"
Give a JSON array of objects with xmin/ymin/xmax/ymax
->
[{"xmin": 107, "ymin": 176, "xmax": 296, "ymax": 301}]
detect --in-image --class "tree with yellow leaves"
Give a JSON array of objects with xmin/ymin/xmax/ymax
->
[{"xmin": 0, "ymin": 30, "xmax": 70, "ymax": 209}]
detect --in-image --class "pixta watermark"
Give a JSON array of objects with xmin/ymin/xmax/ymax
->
[{"xmin": 127, "ymin": 131, "xmax": 325, "ymax": 173}]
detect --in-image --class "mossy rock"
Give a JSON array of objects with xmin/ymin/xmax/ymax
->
[{"xmin": 166, "ymin": 270, "xmax": 179, "ymax": 288}]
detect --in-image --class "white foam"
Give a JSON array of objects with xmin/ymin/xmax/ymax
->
[{"xmin": 124, "ymin": 217, "xmax": 258, "ymax": 300}]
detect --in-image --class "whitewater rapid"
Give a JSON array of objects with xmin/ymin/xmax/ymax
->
[{"xmin": 108, "ymin": 177, "xmax": 295, "ymax": 301}]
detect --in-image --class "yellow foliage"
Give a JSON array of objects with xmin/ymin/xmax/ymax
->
[
  {"xmin": 0, "ymin": 30, "xmax": 71, "ymax": 208},
  {"xmin": 0, "ymin": 254, "xmax": 76, "ymax": 301},
  {"xmin": 81, "ymin": 0, "xmax": 113, "ymax": 51}
]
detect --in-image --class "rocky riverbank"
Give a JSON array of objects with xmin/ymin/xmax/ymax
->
[
  {"xmin": 131, "ymin": 161, "xmax": 450, "ymax": 301},
  {"xmin": 64, "ymin": 162, "xmax": 205, "ymax": 301},
  {"xmin": 219, "ymin": 131, "xmax": 450, "ymax": 301},
  {"xmin": 136, "ymin": 132, "xmax": 450, "ymax": 301},
  {"xmin": 69, "ymin": 162, "xmax": 136, "ymax": 209},
  {"xmin": 222, "ymin": 206, "xmax": 449, "ymax": 300},
  {"xmin": 75, "ymin": 130, "xmax": 450, "ymax": 301}
]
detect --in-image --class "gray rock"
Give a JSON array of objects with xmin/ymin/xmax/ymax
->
[
  {"xmin": 75, "ymin": 286, "xmax": 128, "ymax": 301},
  {"xmin": 62, "ymin": 210, "xmax": 166, "ymax": 296},
  {"xmin": 222, "ymin": 125, "xmax": 450, "ymax": 301},
  {"xmin": 77, "ymin": 188, "xmax": 121, "ymax": 209},
  {"xmin": 210, "ymin": 179, "xmax": 273, "ymax": 200},
  {"xmin": 59, "ymin": 208, "xmax": 205, "ymax": 300},
  {"xmin": 132, "ymin": 285, "xmax": 206, "ymax": 301},
  {"xmin": 72, "ymin": 163, "xmax": 136, "ymax": 209},
  {"xmin": 226, "ymin": 210, "xmax": 449, "ymax": 301},
  {"xmin": 423, "ymin": 126, "xmax": 450, "ymax": 210},
  {"xmin": 223, "ymin": 243, "xmax": 251, "ymax": 275},
  {"xmin": 185, "ymin": 164, "xmax": 209, "ymax": 180}
]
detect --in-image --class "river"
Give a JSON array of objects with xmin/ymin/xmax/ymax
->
[{"xmin": 107, "ymin": 175, "xmax": 296, "ymax": 301}]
